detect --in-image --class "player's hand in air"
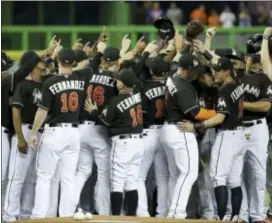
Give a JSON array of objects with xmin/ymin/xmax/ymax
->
[
  {"xmin": 120, "ymin": 34, "xmax": 132, "ymax": 55},
  {"xmin": 206, "ymin": 27, "xmax": 217, "ymax": 39},
  {"xmin": 97, "ymin": 41, "xmax": 107, "ymax": 54},
  {"xmin": 264, "ymin": 27, "xmax": 272, "ymax": 36},
  {"xmin": 85, "ymin": 98, "xmax": 98, "ymax": 113},
  {"xmin": 177, "ymin": 120, "xmax": 195, "ymax": 132},
  {"xmin": 29, "ymin": 134, "xmax": 38, "ymax": 150},
  {"xmin": 17, "ymin": 137, "xmax": 28, "ymax": 154},
  {"xmin": 98, "ymin": 26, "xmax": 108, "ymax": 42},
  {"xmin": 51, "ymin": 39, "xmax": 63, "ymax": 60},
  {"xmin": 193, "ymin": 39, "xmax": 206, "ymax": 54},
  {"xmin": 134, "ymin": 36, "xmax": 146, "ymax": 54},
  {"xmin": 72, "ymin": 39, "xmax": 84, "ymax": 51}
]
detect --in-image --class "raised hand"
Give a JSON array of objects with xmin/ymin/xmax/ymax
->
[{"xmin": 72, "ymin": 39, "xmax": 84, "ymax": 51}]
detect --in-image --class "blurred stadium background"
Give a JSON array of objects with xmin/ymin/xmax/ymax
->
[{"xmin": 1, "ymin": 1, "xmax": 271, "ymax": 61}]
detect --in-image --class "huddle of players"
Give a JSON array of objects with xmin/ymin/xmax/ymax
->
[{"xmin": 1, "ymin": 26, "xmax": 272, "ymax": 223}]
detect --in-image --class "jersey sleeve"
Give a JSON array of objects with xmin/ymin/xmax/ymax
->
[
  {"xmin": 176, "ymin": 87, "xmax": 200, "ymax": 114},
  {"xmin": 11, "ymin": 82, "xmax": 26, "ymax": 108},
  {"xmin": 260, "ymin": 74, "xmax": 272, "ymax": 102},
  {"xmin": 216, "ymin": 86, "xmax": 232, "ymax": 114},
  {"xmin": 38, "ymin": 80, "xmax": 53, "ymax": 111},
  {"xmin": 99, "ymin": 99, "xmax": 116, "ymax": 126}
]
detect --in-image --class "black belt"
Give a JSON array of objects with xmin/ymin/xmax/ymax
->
[
  {"xmin": 28, "ymin": 125, "xmax": 44, "ymax": 133},
  {"xmin": 3, "ymin": 129, "xmax": 10, "ymax": 134},
  {"xmin": 79, "ymin": 120, "xmax": 98, "ymax": 125},
  {"xmin": 118, "ymin": 134, "xmax": 143, "ymax": 139},
  {"xmin": 242, "ymin": 119, "xmax": 262, "ymax": 128},
  {"xmin": 48, "ymin": 123, "xmax": 78, "ymax": 128},
  {"xmin": 166, "ymin": 121, "xmax": 178, "ymax": 124}
]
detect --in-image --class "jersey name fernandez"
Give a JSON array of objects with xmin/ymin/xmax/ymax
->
[
  {"xmin": 90, "ymin": 74, "xmax": 115, "ymax": 87},
  {"xmin": 230, "ymin": 85, "xmax": 244, "ymax": 102},
  {"xmin": 117, "ymin": 93, "xmax": 141, "ymax": 113},
  {"xmin": 49, "ymin": 80, "xmax": 85, "ymax": 95},
  {"xmin": 166, "ymin": 77, "xmax": 177, "ymax": 95},
  {"xmin": 145, "ymin": 86, "xmax": 166, "ymax": 100}
]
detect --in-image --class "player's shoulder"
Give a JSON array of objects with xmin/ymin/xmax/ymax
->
[
  {"xmin": 219, "ymin": 81, "xmax": 237, "ymax": 94},
  {"xmin": 74, "ymin": 67, "xmax": 93, "ymax": 79}
]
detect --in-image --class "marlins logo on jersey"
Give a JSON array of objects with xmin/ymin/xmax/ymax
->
[
  {"xmin": 33, "ymin": 88, "xmax": 42, "ymax": 104},
  {"xmin": 218, "ymin": 98, "xmax": 227, "ymax": 108}
]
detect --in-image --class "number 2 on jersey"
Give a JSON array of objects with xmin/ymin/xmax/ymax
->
[
  {"xmin": 61, "ymin": 92, "xmax": 79, "ymax": 112},
  {"xmin": 87, "ymin": 85, "xmax": 105, "ymax": 106},
  {"xmin": 130, "ymin": 104, "xmax": 143, "ymax": 127}
]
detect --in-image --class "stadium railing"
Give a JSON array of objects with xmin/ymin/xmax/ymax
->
[{"xmin": 2, "ymin": 26, "xmax": 266, "ymax": 60}]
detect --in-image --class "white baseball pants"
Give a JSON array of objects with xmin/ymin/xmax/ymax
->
[
  {"xmin": 3, "ymin": 125, "xmax": 40, "ymax": 222},
  {"xmin": 110, "ymin": 135, "xmax": 143, "ymax": 193},
  {"xmin": 239, "ymin": 118, "xmax": 269, "ymax": 222},
  {"xmin": 73, "ymin": 121, "xmax": 111, "ymax": 215},
  {"xmin": 2, "ymin": 127, "xmax": 10, "ymax": 214},
  {"xmin": 31, "ymin": 124, "xmax": 80, "ymax": 219},
  {"xmin": 137, "ymin": 126, "xmax": 169, "ymax": 217},
  {"xmin": 160, "ymin": 124, "xmax": 199, "ymax": 219}
]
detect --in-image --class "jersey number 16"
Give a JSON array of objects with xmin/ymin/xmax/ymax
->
[
  {"xmin": 61, "ymin": 92, "xmax": 79, "ymax": 112},
  {"xmin": 130, "ymin": 104, "xmax": 143, "ymax": 127}
]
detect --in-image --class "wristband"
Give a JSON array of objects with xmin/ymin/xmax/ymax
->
[
  {"xmin": 203, "ymin": 50, "xmax": 213, "ymax": 61},
  {"xmin": 263, "ymin": 35, "xmax": 270, "ymax": 40}
]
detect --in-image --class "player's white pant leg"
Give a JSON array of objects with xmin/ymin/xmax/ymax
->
[
  {"xmin": 92, "ymin": 125, "xmax": 111, "ymax": 215},
  {"xmin": 2, "ymin": 127, "xmax": 11, "ymax": 215},
  {"xmin": 47, "ymin": 166, "xmax": 61, "ymax": 217},
  {"xmin": 3, "ymin": 125, "xmax": 39, "ymax": 222},
  {"xmin": 73, "ymin": 123, "xmax": 94, "ymax": 211},
  {"xmin": 160, "ymin": 127, "xmax": 179, "ymax": 206},
  {"xmin": 266, "ymin": 138, "xmax": 272, "ymax": 216},
  {"xmin": 32, "ymin": 125, "xmax": 80, "ymax": 218},
  {"xmin": 239, "ymin": 163, "xmax": 250, "ymax": 223},
  {"xmin": 110, "ymin": 136, "xmax": 143, "ymax": 192},
  {"xmin": 161, "ymin": 125, "xmax": 199, "ymax": 219},
  {"xmin": 154, "ymin": 133, "xmax": 169, "ymax": 217},
  {"xmin": 243, "ymin": 119, "xmax": 269, "ymax": 221},
  {"xmin": 19, "ymin": 158, "xmax": 37, "ymax": 219},
  {"xmin": 137, "ymin": 129, "xmax": 156, "ymax": 217}
]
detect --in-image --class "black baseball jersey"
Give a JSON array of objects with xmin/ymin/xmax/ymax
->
[
  {"xmin": 11, "ymin": 80, "xmax": 42, "ymax": 124},
  {"xmin": 165, "ymin": 74, "xmax": 200, "ymax": 122},
  {"xmin": 198, "ymin": 87, "xmax": 218, "ymax": 110},
  {"xmin": 80, "ymin": 70, "xmax": 118, "ymax": 123},
  {"xmin": 99, "ymin": 92, "xmax": 143, "ymax": 137},
  {"xmin": 38, "ymin": 68, "xmax": 92, "ymax": 125},
  {"xmin": 142, "ymin": 80, "xmax": 166, "ymax": 127},
  {"xmin": 216, "ymin": 82, "xmax": 244, "ymax": 130},
  {"xmin": 240, "ymin": 72, "xmax": 272, "ymax": 121}
]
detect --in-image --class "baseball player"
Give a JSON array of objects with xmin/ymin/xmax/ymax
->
[
  {"xmin": 238, "ymin": 53, "xmax": 272, "ymax": 223},
  {"xmin": 137, "ymin": 57, "xmax": 169, "ymax": 217},
  {"xmin": 73, "ymin": 46, "xmax": 119, "ymax": 215},
  {"xmin": 29, "ymin": 48, "xmax": 92, "ymax": 218},
  {"xmin": 181, "ymin": 58, "xmax": 246, "ymax": 221},
  {"xmin": 160, "ymin": 53, "xmax": 217, "ymax": 219},
  {"xmin": 85, "ymin": 68, "xmax": 143, "ymax": 216}
]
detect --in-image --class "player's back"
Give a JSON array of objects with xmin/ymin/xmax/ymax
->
[
  {"xmin": 142, "ymin": 80, "xmax": 166, "ymax": 127},
  {"xmin": 40, "ymin": 69, "xmax": 91, "ymax": 125},
  {"xmin": 80, "ymin": 69, "xmax": 118, "ymax": 122}
]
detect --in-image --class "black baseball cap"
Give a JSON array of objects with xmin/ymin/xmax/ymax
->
[
  {"xmin": 2, "ymin": 51, "xmax": 14, "ymax": 71},
  {"xmin": 178, "ymin": 53, "xmax": 201, "ymax": 70},
  {"xmin": 103, "ymin": 47, "xmax": 120, "ymax": 62},
  {"xmin": 213, "ymin": 57, "xmax": 233, "ymax": 71},
  {"xmin": 20, "ymin": 50, "xmax": 41, "ymax": 66},
  {"xmin": 145, "ymin": 57, "xmax": 169, "ymax": 75},
  {"xmin": 154, "ymin": 16, "xmax": 175, "ymax": 40},
  {"xmin": 247, "ymin": 53, "xmax": 261, "ymax": 64},
  {"xmin": 58, "ymin": 48, "xmax": 76, "ymax": 66},
  {"xmin": 74, "ymin": 50, "xmax": 88, "ymax": 63},
  {"xmin": 115, "ymin": 68, "xmax": 138, "ymax": 88}
]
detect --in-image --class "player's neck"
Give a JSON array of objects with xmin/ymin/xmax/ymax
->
[
  {"xmin": 26, "ymin": 74, "xmax": 41, "ymax": 82},
  {"xmin": 222, "ymin": 76, "xmax": 235, "ymax": 85},
  {"xmin": 59, "ymin": 67, "xmax": 73, "ymax": 76},
  {"xmin": 119, "ymin": 88, "xmax": 132, "ymax": 95}
]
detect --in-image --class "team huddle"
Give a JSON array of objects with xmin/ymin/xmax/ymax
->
[{"xmin": 1, "ymin": 18, "xmax": 272, "ymax": 223}]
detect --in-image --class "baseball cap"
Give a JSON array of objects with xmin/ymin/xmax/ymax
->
[
  {"xmin": 154, "ymin": 16, "xmax": 175, "ymax": 40},
  {"xmin": 178, "ymin": 53, "xmax": 201, "ymax": 70},
  {"xmin": 58, "ymin": 48, "xmax": 76, "ymax": 66},
  {"xmin": 145, "ymin": 57, "xmax": 169, "ymax": 75},
  {"xmin": 103, "ymin": 47, "xmax": 120, "ymax": 62},
  {"xmin": 247, "ymin": 53, "xmax": 261, "ymax": 64},
  {"xmin": 213, "ymin": 57, "xmax": 233, "ymax": 71},
  {"xmin": 74, "ymin": 50, "xmax": 88, "ymax": 63},
  {"xmin": 2, "ymin": 51, "xmax": 14, "ymax": 72},
  {"xmin": 19, "ymin": 50, "xmax": 41, "ymax": 66},
  {"xmin": 215, "ymin": 49, "xmax": 245, "ymax": 62},
  {"xmin": 115, "ymin": 68, "xmax": 138, "ymax": 88}
]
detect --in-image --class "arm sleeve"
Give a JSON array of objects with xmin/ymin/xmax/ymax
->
[
  {"xmin": 37, "ymin": 80, "xmax": 53, "ymax": 111},
  {"xmin": 260, "ymin": 75, "xmax": 272, "ymax": 102},
  {"xmin": 216, "ymin": 87, "xmax": 232, "ymax": 114},
  {"xmin": 134, "ymin": 52, "xmax": 150, "ymax": 76},
  {"xmin": 11, "ymin": 57, "xmax": 41, "ymax": 92},
  {"xmin": 99, "ymin": 99, "xmax": 116, "ymax": 126},
  {"xmin": 11, "ymin": 83, "xmax": 25, "ymax": 108}
]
